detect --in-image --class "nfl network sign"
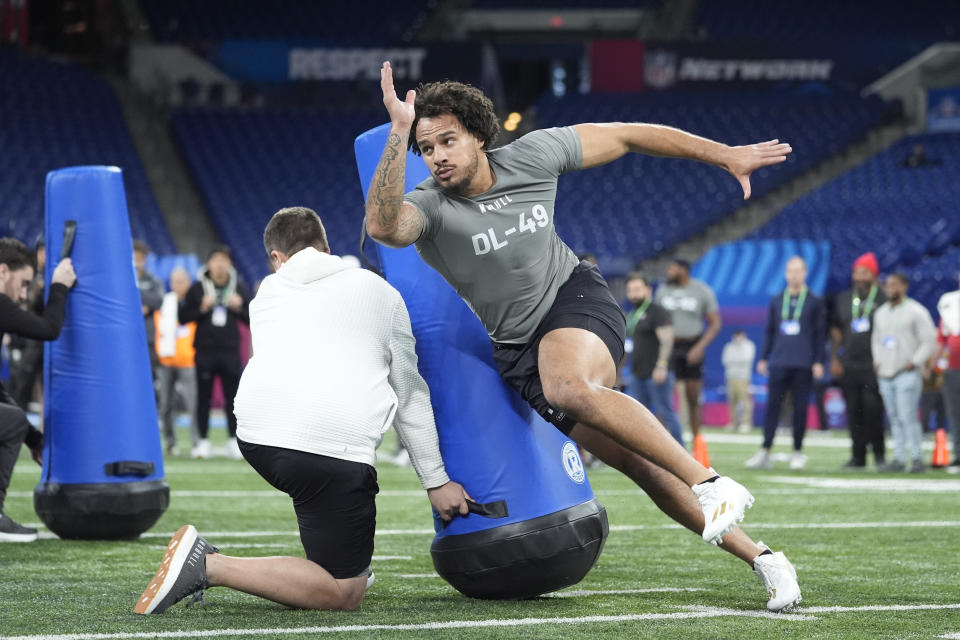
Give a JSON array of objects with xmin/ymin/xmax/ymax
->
[{"xmin": 644, "ymin": 48, "xmax": 833, "ymax": 90}]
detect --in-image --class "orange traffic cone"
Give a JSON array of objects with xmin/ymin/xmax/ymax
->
[
  {"xmin": 932, "ymin": 428, "xmax": 950, "ymax": 468},
  {"xmin": 693, "ymin": 434, "xmax": 711, "ymax": 468}
]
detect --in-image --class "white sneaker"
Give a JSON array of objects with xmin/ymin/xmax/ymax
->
[
  {"xmin": 745, "ymin": 450, "xmax": 771, "ymax": 469},
  {"xmin": 692, "ymin": 476, "xmax": 755, "ymax": 545},
  {"xmin": 753, "ymin": 542, "xmax": 802, "ymax": 612},
  {"xmin": 737, "ymin": 423, "xmax": 753, "ymax": 434},
  {"xmin": 225, "ymin": 438, "xmax": 243, "ymax": 460},
  {"xmin": 789, "ymin": 452, "xmax": 807, "ymax": 470},
  {"xmin": 191, "ymin": 439, "xmax": 211, "ymax": 460},
  {"xmin": 365, "ymin": 570, "xmax": 375, "ymax": 591}
]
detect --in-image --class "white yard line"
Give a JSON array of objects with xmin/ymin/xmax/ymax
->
[
  {"xmin": 801, "ymin": 603, "xmax": 960, "ymax": 613},
  {"xmin": 0, "ymin": 607, "xmax": 815, "ymax": 640},
  {"xmin": 765, "ymin": 476, "xmax": 960, "ymax": 492},
  {"xmin": 33, "ymin": 519, "xmax": 960, "ymax": 541},
  {"xmin": 550, "ymin": 588, "xmax": 705, "ymax": 597}
]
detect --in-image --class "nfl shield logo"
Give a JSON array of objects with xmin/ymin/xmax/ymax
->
[{"xmin": 644, "ymin": 50, "xmax": 677, "ymax": 89}]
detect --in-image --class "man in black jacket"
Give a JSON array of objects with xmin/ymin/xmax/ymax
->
[
  {"xmin": 0, "ymin": 237, "xmax": 76, "ymax": 541},
  {"xmin": 179, "ymin": 246, "xmax": 250, "ymax": 460}
]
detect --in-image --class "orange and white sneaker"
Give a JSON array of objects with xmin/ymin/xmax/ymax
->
[
  {"xmin": 753, "ymin": 542, "xmax": 802, "ymax": 612},
  {"xmin": 692, "ymin": 475, "xmax": 755, "ymax": 545},
  {"xmin": 134, "ymin": 525, "xmax": 218, "ymax": 614}
]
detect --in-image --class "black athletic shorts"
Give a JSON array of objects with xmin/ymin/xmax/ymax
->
[
  {"xmin": 492, "ymin": 261, "xmax": 626, "ymax": 435},
  {"xmin": 671, "ymin": 337, "xmax": 704, "ymax": 381},
  {"xmin": 238, "ymin": 439, "xmax": 379, "ymax": 579}
]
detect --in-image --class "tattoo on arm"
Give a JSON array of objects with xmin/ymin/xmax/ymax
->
[{"xmin": 368, "ymin": 133, "xmax": 407, "ymax": 232}]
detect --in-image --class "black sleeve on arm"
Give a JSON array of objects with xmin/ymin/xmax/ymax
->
[
  {"xmin": 0, "ymin": 283, "xmax": 68, "ymax": 341},
  {"xmin": 178, "ymin": 282, "xmax": 204, "ymax": 324},
  {"xmin": 233, "ymin": 282, "xmax": 251, "ymax": 325},
  {"xmin": 761, "ymin": 296, "xmax": 777, "ymax": 360},
  {"xmin": 814, "ymin": 297, "xmax": 827, "ymax": 365}
]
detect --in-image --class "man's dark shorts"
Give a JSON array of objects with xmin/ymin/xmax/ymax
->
[
  {"xmin": 492, "ymin": 261, "xmax": 626, "ymax": 435},
  {"xmin": 238, "ymin": 440, "xmax": 378, "ymax": 579},
  {"xmin": 671, "ymin": 337, "xmax": 704, "ymax": 381}
]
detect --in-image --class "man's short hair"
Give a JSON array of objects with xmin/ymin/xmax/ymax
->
[
  {"xmin": 888, "ymin": 272, "xmax": 910, "ymax": 287},
  {"xmin": 410, "ymin": 80, "xmax": 500, "ymax": 156},
  {"xmin": 132, "ymin": 240, "xmax": 150, "ymax": 256},
  {"xmin": 671, "ymin": 256, "xmax": 692, "ymax": 271},
  {"xmin": 207, "ymin": 244, "xmax": 233, "ymax": 262},
  {"xmin": 625, "ymin": 271, "xmax": 650, "ymax": 286},
  {"xmin": 0, "ymin": 237, "xmax": 36, "ymax": 271},
  {"xmin": 263, "ymin": 207, "xmax": 329, "ymax": 257}
]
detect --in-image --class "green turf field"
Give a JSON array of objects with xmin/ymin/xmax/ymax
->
[{"xmin": 1, "ymin": 427, "xmax": 958, "ymax": 640}]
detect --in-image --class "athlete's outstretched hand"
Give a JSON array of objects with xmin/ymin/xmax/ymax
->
[
  {"xmin": 724, "ymin": 139, "xmax": 792, "ymax": 199},
  {"xmin": 428, "ymin": 480, "xmax": 471, "ymax": 522},
  {"xmin": 381, "ymin": 61, "xmax": 415, "ymax": 130}
]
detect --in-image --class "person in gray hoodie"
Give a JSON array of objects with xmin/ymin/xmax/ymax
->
[{"xmin": 871, "ymin": 273, "xmax": 937, "ymax": 472}]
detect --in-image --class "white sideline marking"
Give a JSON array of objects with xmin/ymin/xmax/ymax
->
[
  {"xmin": 610, "ymin": 521, "xmax": 960, "ymax": 533},
  {"xmin": 939, "ymin": 633, "xmax": 960, "ymax": 639},
  {"xmin": 34, "ymin": 519, "xmax": 960, "ymax": 541},
  {"xmin": 0, "ymin": 607, "xmax": 814, "ymax": 640},
  {"xmin": 398, "ymin": 573, "xmax": 438, "ymax": 578},
  {"xmin": 550, "ymin": 588, "xmax": 705, "ymax": 598},
  {"xmin": 766, "ymin": 476, "xmax": 960, "ymax": 493},
  {"xmin": 802, "ymin": 603, "xmax": 960, "ymax": 613}
]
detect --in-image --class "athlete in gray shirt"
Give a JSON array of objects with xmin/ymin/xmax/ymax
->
[{"xmin": 365, "ymin": 61, "xmax": 801, "ymax": 611}]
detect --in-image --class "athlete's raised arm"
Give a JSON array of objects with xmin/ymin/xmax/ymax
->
[
  {"xmin": 572, "ymin": 123, "xmax": 792, "ymax": 200},
  {"xmin": 364, "ymin": 62, "xmax": 425, "ymax": 249}
]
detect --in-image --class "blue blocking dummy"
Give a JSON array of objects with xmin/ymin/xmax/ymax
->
[
  {"xmin": 34, "ymin": 166, "xmax": 169, "ymax": 539},
  {"xmin": 355, "ymin": 125, "xmax": 607, "ymax": 599}
]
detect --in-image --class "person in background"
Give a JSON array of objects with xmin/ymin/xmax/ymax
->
[
  {"xmin": 180, "ymin": 246, "xmax": 251, "ymax": 460},
  {"xmin": 747, "ymin": 257, "xmax": 826, "ymax": 470},
  {"xmin": 624, "ymin": 272, "xmax": 684, "ymax": 446},
  {"xmin": 933, "ymin": 273, "xmax": 960, "ymax": 474},
  {"xmin": 830, "ymin": 252, "xmax": 887, "ymax": 469},
  {"xmin": 133, "ymin": 241, "xmax": 164, "ymax": 381},
  {"xmin": 0, "ymin": 238, "xmax": 76, "ymax": 542},
  {"xmin": 872, "ymin": 273, "xmax": 937, "ymax": 473},
  {"xmin": 8, "ymin": 235, "xmax": 46, "ymax": 410},
  {"xmin": 722, "ymin": 329, "xmax": 756, "ymax": 434},
  {"xmin": 655, "ymin": 257, "xmax": 721, "ymax": 442},
  {"xmin": 154, "ymin": 268, "xmax": 198, "ymax": 456}
]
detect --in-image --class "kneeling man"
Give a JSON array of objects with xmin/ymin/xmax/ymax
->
[{"xmin": 135, "ymin": 207, "xmax": 468, "ymax": 613}]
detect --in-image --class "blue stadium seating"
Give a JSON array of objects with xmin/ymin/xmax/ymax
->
[
  {"xmin": 142, "ymin": 0, "xmax": 430, "ymax": 44},
  {"xmin": 170, "ymin": 108, "xmax": 383, "ymax": 285},
  {"xmin": 749, "ymin": 132, "xmax": 960, "ymax": 311},
  {"xmin": 173, "ymin": 90, "xmax": 892, "ymax": 284},
  {"xmin": 534, "ymin": 90, "xmax": 891, "ymax": 269},
  {"xmin": 0, "ymin": 50, "xmax": 175, "ymax": 254}
]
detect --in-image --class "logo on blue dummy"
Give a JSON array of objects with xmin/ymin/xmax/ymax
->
[{"xmin": 561, "ymin": 441, "xmax": 586, "ymax": 484}]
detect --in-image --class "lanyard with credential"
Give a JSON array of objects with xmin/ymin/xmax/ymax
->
[
  {"xmin": 627, "ymin": 298, "xmax": 652, "ymax": 335},
  {"xmin": 781, "ymin": 287, "xmax": 807, "ymax": 321},
  {"xmin": 852, "ymin": 284, "xmax": 878, "ymax": 319}
]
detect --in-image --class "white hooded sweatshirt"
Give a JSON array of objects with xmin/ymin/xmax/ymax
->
[{"xmin": 234, "ymin": 247, "xmax": 448, "ymax": 489}]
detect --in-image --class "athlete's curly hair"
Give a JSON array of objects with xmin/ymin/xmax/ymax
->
[{"xmin": 409, "ymin": 80, "xmax": 500, "ymax": 155}]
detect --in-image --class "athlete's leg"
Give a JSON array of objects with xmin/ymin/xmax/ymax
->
[
  {"xmin": 206, "ymin": 553, "xmax": 367, "ymax": 610},
  {"xmin": 538, "ymin": 327, "xmax": 711, "ymax": 485},
  {"xmin": 569, "ymin": 421, "xmax": 762, "ymax": 564}
]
